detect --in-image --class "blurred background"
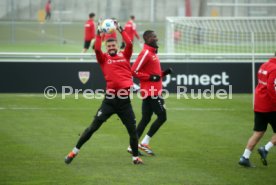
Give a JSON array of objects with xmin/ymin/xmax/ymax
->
[{"xmin": 0, "ymin": 0, "xmax": 275, "ymax": 53}]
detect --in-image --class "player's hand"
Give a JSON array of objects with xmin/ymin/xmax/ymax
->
[
  {"xmin": 97, "ymin": 18, "xmax": 103, "ymax": 34},
  {"xmin": 113, "ymin": 19, "xmax": 123, "ymax": 33},
  {"xmin": 163, "ymin": 68, "xmax": 173, "ymax": 76},
  {"xmin": 149, "ymin": 74, "xmax": 161, "ymax": 82}
]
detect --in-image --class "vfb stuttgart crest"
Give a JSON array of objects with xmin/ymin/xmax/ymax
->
[{"xmin": 78, "ymin": 71, "xmax": 90, "ymax": 84}]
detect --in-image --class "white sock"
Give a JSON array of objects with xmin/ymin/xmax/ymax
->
[
  {"xmin": 73, "ymin": 147, "xmax": 80, "ymax": 154},
  {"xmin": 132, "ymin": 156, "xmax": 139, "ymax": 160},
  {"xmin": 242, "ymin": 148, "xmax": 252, "ymax": 159},
  {"xmin": 141, "ymin": 135, "xmax": 151, "ymax": 145},
  {"xmin": 265, "ymin": 141, "xmax": 274, "ymax": 151}
]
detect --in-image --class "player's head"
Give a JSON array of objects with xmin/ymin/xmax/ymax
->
[
  {"xmin": 89, "ymin": 13, "xmax": 95, "ymax": 19},
  {"xmin": 130, "ymin": 15, "xmax": 135, "ymax": 20},
  {"xmin": 143, "ymin": 30, "xmax": 158, "ymax": 48},
  {"xmin": 105, "ymin": 38, "xmax": 118, "ymax": 56}
]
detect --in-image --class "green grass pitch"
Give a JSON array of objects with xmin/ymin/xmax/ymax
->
[{"xmin": 0, "ymin": 94, "xmax": 275, "ymax": 185}]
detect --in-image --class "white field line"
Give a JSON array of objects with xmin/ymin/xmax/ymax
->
[
  {"xmin": 167, "ymin": 107, "xmax": 235, "ymax": 111},
  {"xmin": 0, "ymin": 107, "xmax": 235, "ymax": 111}
]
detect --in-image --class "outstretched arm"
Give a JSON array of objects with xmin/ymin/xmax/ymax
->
[
  {"xmin": 115, "ymin": 20, "xmax": 133, "ymax": 60},
  {"xmin": 121, "ymin": 31, "xmax": 133, "ymax": 60},
  {"xmin": 94, "ymin": 20, "xmax": 105, "ymax": 63}
]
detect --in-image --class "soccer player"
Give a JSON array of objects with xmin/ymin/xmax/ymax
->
[
  {"xmin": 120, "ymin": 15, "xmax": 141, "ymax": 49},
  {"xmin": 82, "ymin": 13, "xmax": 96, "ymax": 53},
  {"xmin": 44, "ymin": 0, "xmax": 51, "ymax": 20},
  {"xmin": 130, "ymin": 30, "xmax": 172, "ymax": 155},
  {"xmin": 239, "ymin": 54, "xmax": 276, "ymax": 167},
  {"xmin": 65, "ymin": 20, "xmax": 143, "ymax": 165}
]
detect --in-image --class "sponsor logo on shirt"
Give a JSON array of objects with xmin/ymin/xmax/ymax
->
[{"xmin": 107, "ymin": 58, "xmax": 126, "ymax": 64}]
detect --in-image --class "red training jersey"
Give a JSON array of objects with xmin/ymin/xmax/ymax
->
[
  {"xmin": 124, "ymin": 20, "xmax": 140, "ymax": 41},
  {"xmin": 101, "ymin": 31, "xmax": 117, "ymax": 42},
  {"xmin": 94, "ymin": 31, "xmax": 133, "ymax": 92},
  {"xmin": 131, "ymin": 44, "xmax": 165, "ymax": 97},
  {"xmin": 84, "ymin": 19, "xmax": 95, "ymax": 41},
  {"xmin": 254, "ymin": 58, "xmax": 276, "ymax": 112},
  {"xmin": 45, "ymin": 2, "xmax": 51, "ymax": 13}
]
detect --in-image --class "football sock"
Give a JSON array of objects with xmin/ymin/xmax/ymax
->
[
  {"xmin": 242, "ymin": 148, "xmax": 251, "ymax": 159},
  {"xmin": 141, "ymin": 135, "xmax": 151, "ymax": 145},
  {"xmin": 265, "ymin": 141, "xmax": 274, "ymax": 151},
  {"xmin": 132, "ymin": 156, "xmax": 139, "ymax": 160},
  {"xmin": 72, "ymin": 147, "xmax": 80, "ymax": 154}
]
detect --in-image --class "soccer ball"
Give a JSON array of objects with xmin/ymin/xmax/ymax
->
[{"xmin": 101, "ymin": 19, "xmax": 116, "ymax": 34}]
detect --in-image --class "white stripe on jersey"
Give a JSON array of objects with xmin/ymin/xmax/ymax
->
[{"xmin": 135, "ymin": 50, "xmax": 149, "ymax": 72}]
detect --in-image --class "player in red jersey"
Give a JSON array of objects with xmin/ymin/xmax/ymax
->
[
  {"xmin": 65, "ymin": 20, "xmax": 143, "ymax": 165},
  {"xmin": 120, "ymin": 15, "xmax": 141, "ymax": 49},
  {"xmin": 239, "ymin": 54, "xmax": 276, "ymax": 167},
  {"xmin": 44, "ymin": 0, "xmax": 51, "ymax": 20},
  {"xmin": 82, "ymin": 13, "xmax": 96, "ymax": 53},
  {"xmin": 130, "ymin": 30, "xmax": 172, "ymax": 156}
]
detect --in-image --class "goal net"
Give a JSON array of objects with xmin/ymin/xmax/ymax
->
[{"xmin": 165, "ymin": 17, "xmax": 276, "ymax": 54}]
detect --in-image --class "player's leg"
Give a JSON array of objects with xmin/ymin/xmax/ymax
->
[
  {"xmin": 139, "ymin": 96, "xmax": 166, "ymax": 155},
  {"xmin": 117, "ymin": 97, "xmax": 143, "ymax": 164},
  {"xmin": 143, "ymin": 96, "xmax": 167, "ymax": 143},
  {"xmin": 82, "ymin": 40, "xmax": 91, "ymax": 53},
  {"xmin": 239, "ymin": 112, "xmax": 268, "ymax": 167},
  {"xmin": 136, "ymin": 97, "xmax": 153, "ymax": 138},
  {"xmin": 65, "ymin": 98, "xmax": 115, "ymax": 164},
  {"xmin": 257, "ymin": 112, "xmax": 276, "ymax": 166}
]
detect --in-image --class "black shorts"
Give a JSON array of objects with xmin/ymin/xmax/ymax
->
[
  {"xmin": 254, "ymin": 112, "xmax": 276, "ymax": 132},
  {"xmin": 94, "ymin": 95, "xmax": 136, "ymax": 125},
  {"xmin": 84, "ymin": 40, "xmax": 91, "ymax": 49},
  {"xmin": 142, "ymin": 96, "xmax": 166, "ymax": 116}
]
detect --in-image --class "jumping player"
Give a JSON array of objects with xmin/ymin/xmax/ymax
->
[{"xmin": 65, "ymin": 20, "xmax": 143, "ymax": 165}]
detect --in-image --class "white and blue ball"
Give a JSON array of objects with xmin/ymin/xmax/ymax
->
[{"xmin": 101, "ymin": 19, "xmax": 116, "ymax": 34}]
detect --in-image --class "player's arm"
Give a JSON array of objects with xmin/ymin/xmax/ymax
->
[
  {"xmin": 132, "ymin": 23, "xmax": 140, "ymax": 40},
  {"xmin": 134, "ymin": 29, "xmax": 140, "ymax": 40},
  {"xmin": 121, "ymin": 31, "xmax": 133, "ymax": 60},
  {"xmin": 91, "ymin": 22, "xmax": 96, "ymax": 39},
  {"xmin": 131, "ymin": 50, "xmax": 151, "ymax": 81},
  {"xmin": 115, "ymin": 21, "xmax": 133, "ymax": 60},
  {"xmin": 94, "ymin": 21, "xmax": 105, "ymax": 63},
  {"xmin": 91, "ymin": 22, "xmax": 96, "ymax": 45},
  {"xmin": 267, "ymin": 70, "xmax": 276, "ymax": 103},
  {"xmin": 161, "ymin": 68, "xmax": 173, "ymax": 77}
]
